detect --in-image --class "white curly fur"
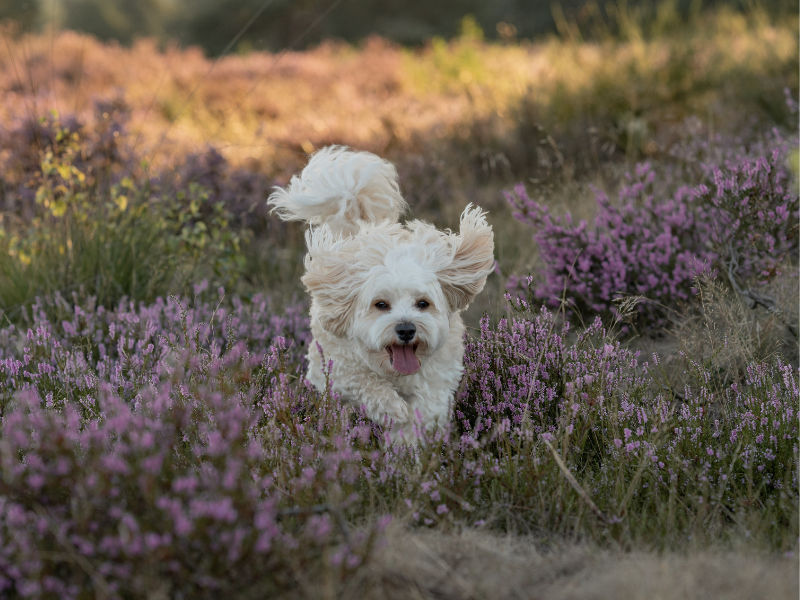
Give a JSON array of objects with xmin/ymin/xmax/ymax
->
[
  {"xmin": 269, "ymin": 146, "xmax": 494, "ymax": 442},
  {"xmin": 268, "ymin": 145, "xmax": 408, "ymax": 237}
]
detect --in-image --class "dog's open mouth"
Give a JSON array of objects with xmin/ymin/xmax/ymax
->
[{"xmin": 386, "ymin": 344, "xmax": 420, "ymax": 375}]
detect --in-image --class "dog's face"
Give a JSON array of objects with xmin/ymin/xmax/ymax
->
[
  {"xmin": 302, "ymin": 205, "xmax": 494, "ymax": 377},
  {"xmin": 350, "ymin": 250, "xmax": 451, "ymax": 376}
]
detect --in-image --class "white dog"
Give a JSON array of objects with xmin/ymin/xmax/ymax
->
[{"xmin": 269, "ymin": 146, "xmax": 494, "ymax": 439}]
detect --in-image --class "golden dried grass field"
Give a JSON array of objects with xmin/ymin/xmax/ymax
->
[{"xmin": 0, "ymin": 9, "xmax": 795, "ymax": 307}]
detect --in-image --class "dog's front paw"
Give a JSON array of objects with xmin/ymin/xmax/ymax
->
[{"xmin": 374, "ymin": 395, "xmax": 410, "ymax": 425}]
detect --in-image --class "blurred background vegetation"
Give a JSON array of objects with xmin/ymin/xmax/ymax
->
[
  {"xmin": 1, "ymin": 0, "xmax": 798, "ymax": 53},
  {"xmin": 0, "ymin": 0, "xmax": 796, "ymax": 333}
]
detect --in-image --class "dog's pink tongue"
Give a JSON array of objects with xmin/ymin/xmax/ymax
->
[{"xmin": 391, "ymin": 344, "xmax": 420, "ymax": 374}]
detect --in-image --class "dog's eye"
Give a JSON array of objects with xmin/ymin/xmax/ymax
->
[
  {"xmin": 416, "ymin": 300, "xmax": 430, "ymax": 310},
  {"xmin": 374, "ymin": 301, "xmax": 390, "ymax": 310}
]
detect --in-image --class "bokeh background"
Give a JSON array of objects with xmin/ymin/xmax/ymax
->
[{"xmin": 5, "ymin": 0, "xmax": 796, "ymax": 52}]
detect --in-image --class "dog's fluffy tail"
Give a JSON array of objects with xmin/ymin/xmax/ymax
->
[{"xmin": 268, "ymin": 146, "xmax": 408, "ymax": 237}]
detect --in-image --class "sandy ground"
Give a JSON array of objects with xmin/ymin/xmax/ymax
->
[{"xmin": 344, "ymin": 527, "xmax": 799, "ymax": 600}]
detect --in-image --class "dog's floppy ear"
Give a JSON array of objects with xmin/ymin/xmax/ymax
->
[
  {"xmin": 439, "ymin": 204, "xmax": 494, "ymax": 310},
  {"xmin": 438, "ymin": 205, "xmax": 495, "ymax": 312},
  {"xmin": 301, "ymin": 227, "xmax": 360, "ymax": 337}
]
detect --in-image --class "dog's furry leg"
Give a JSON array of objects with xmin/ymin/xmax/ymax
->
[
  {"xmin": 307, "ymin": 340, "xmax": 410, "ymax": 423},
  {"xmin": 356, "ymin": 382, "xmax": 411, "ymax": 425},
  {"xmin": 405, "ymin": 385, "xmax": 453, "ymax": 431}
]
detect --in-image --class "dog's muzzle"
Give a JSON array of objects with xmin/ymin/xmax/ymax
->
[{"xmin": 388, "ymin": 323, "xmax": 419, "ymax": 374}]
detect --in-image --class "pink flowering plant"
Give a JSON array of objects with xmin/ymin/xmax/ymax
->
[
  {"xmin": 0, "ymin": 285, "xmax": 796, "ymax": 595},
  {"xmin": 506, "ymin": 132, "xmax": 799, "ymax": 324},
  {"xmin": 450, "ymin": 294, "xmax": 797, "ymax": 543},
  {"xmin": 0, "ymin": 290, "xmax": 384, "ymax": 597}
]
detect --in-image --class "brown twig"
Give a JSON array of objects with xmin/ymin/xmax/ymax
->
[{"xmin": 542, "ymin": 439, "xmax": 611, "ymax": 524}]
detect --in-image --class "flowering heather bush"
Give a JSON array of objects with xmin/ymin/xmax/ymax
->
[
  {"xmin": 0, "ymin": 285, "xmax": 308, "ymax": 412},
  {"xmin": 454, "ymin": 305, "xmax": 644, "ymax": 437},
  {"xmin": 506, "ymin": 132, "xmax": 799, "ymax": 323},
  {"xmin": 0, "ymin": 287, "xmax": 795, "ymax": 596},
  {"xmin": 0, "ymin": 387, "xmax": 372, "ymax": 597},
  {"xmin": 448, "ymin": 295, "xmax": 797, "ymax": 542},
  {"xmin": 0, "ymin": 289, "xmax": 390, "ymax": 596}
]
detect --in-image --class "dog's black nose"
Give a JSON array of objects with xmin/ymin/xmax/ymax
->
[{"xmin": 395, "ymin": 322, "xmax": 416, "ymax": 343}]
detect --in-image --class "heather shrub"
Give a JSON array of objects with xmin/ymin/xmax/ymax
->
[
  {"xmin": 0, "ymin": 291, "xmax": 383, "ymax": 597},
  {"xmin": 506, "ymin": 133, "xmax": 799, "ymax": 325},
  {"xmin": 0, "ymin": 285, "xmax": 309, "ymax": 414},
  {"xmin": 0, "ymin": 387, "xmax": 372, "ymax": 597},
  {"xmin": 453, "ymin": 303, "xmax": 642, "ymax": 438},
  {"xmin": 446, "ymin": 294, "xmax": 798, "ymax": 545},
  {"xmin": 0, "ymin": 288, "xmax": 795, "ymax": 596}
]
